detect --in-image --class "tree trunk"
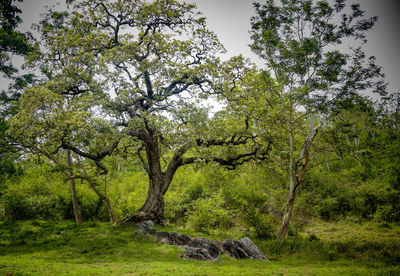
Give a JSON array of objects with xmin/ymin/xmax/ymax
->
[
  {"xmin": 277, "ymin": 114, "xmax": 319, "ymax": 240},
  {"xmin": 138, "ymin": 174, "xmax": 169, "ymax": 224},
  {"xmin": 120, "ymin": 131, "xmax": 181, "ymax": 225},
  {"xmin": 104, "ymin": 197, "xmax": 116, "ymax": 223},
  {"xmin": 119, "ymin": 174, "xmax": 171, "ymax": 225},
  {"xmin": 277, "ymin": 125, "xmax": 296, "ymax": 240},
  {"xmin": 277, "ymin": 181, "xmax": 297, "ymax": 240},
  {"xmin": 66, "ymin": 150, "xmax": 83, "ymax": 225}
]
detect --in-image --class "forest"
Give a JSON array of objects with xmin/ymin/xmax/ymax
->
[{"xmin": 0, "ymin": 0, "xmax": 399, "ymax": 275}]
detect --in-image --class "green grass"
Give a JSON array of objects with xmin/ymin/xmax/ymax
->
[{"xmin": 0, "ymin": 220, "xmax": 399, "ymax": 275}]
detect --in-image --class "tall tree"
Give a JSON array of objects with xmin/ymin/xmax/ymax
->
[
  {"xmin": 249, "ymin": 0, "xmax": 386, "ymax": 239},
  {"xmin": 12, "ymin": 0, "xmax": 268, "ymax": 224}
]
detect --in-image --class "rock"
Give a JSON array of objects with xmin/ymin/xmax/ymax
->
[
  {"xmin": 171, "ymin": 232, "xmax": 192, "ymax": 245},
  {"xmin": 155, "ymin": 231, "xmax": 173, "ymax": 245},
  {"xmin": 154, "ymin": 230, "xmax": 267, "ymax": 261},
  {"xmin": 192, "ymin": 237, "xmax": 221, "ymax": 259},
  {"xmin": 136, "ymin": 220, "xmax": 156, "ymax": 235},
  {"xmin": 223, "ymin": 240, "xmax": 254, "ymax": 259},
  {"xmin": 223, "ymin": 237, "xmax": 268, "ymax": 261},
  {"xmin": 154, "ymin": 231, "xmax": 222, "ymax": 260},
  {"xmin": 239, "ymin": 237, "xmax": 268, "ymax": 260},
  {"xmin": 180, "ymin": 246, "xmax": 219, "ymax": 261}
]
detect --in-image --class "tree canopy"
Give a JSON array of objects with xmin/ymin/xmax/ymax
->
[{"xmin": 1, "ymin": 0, "xmax": 398, "ymax": 246}]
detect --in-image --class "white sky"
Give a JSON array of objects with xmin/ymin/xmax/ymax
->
[{"xmin": 2, "ymin": 0, "xmax": 400, "ymax": 96}]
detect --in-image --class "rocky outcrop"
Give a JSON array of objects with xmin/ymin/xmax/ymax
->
[
  {"xmin": 223, "ymin": 237, "xmax": 268, "ymax": 260},
  {"xmin": 137, "ymin": 220, "xmax": 268, "ymax": 261},
  {"xmin": 154, "ymin": 231, "xmax": 221, "ymax": 260}
]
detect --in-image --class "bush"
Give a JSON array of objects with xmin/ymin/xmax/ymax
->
[
  {"xmin": 1, "ymin": 192, "xmax": 31, "ymax": 220},
  {"xmin": 374, "ymin": 205, "xmax": 393, "ymax": 222},
  {"xmin": 186, "ymin": 192, "xmax": 233, "ymax": 233}
]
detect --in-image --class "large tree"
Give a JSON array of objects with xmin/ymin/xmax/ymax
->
[
  {"xmin": 12, "ymin": 0, "xmax": 268, "ymax": 223},
  {"xmin": 249, "ymin": 0, "xmax": 386, "ymax": 239}
]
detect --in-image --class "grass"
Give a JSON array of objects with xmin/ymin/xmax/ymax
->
[{"xmin": 0, "ymin": 220, "xmax": 399, "ymax": 275}]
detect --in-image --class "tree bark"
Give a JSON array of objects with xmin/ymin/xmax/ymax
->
[
  {"xmin": 277, "ymin": 114, "xmax": 319, "ymax": 240},
  {"xmin": 277, "ymin": 127, "xmax": 296, "ymax": 240},
  {"xmin": 277, "ymin": 177, "xmax": 297, "ymax": 240},
  {"xmin": 125, "ymin": 131, "xmax": 182, "ymax": 224},
  {"xmin": 66, "ymin": 150, "xmax": 83, "ymax": 225},
  {"xmin": 139, "ymin": 175, "xmax": 167, "ymax": 223}
]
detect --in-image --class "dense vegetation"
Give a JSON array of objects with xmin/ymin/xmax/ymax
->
[{"xmin": 0, "ymin": 0, "xmax": 399, "ymax": 274}]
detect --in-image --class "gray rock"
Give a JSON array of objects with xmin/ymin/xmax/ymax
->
[
  {"xmin": 153, "ymin": 230, "xmax": 267, "ymax": 261},
  {"xmin": 136, "ymin": 220, "xmax": 156, "ymax": 235},
  {"xmin": 155, "ymin": 231, "xmax": 173, "ymax": 244},
  {"xmin": 180, "ymin": 245, "xmax": 219, "ymax": 261},
  {"xmin": 223, "ymin": 240, "xmax": 254, "ymax": 259},
  {"xmin": 222, "ymin": 237, "xmax": 268, "ymax": 261},
  {"xmin": 154, "ymin": 231, "xmax": 222, "ymax": 260},
  {"xmin": 240, "ymin": 237, "xmax": 268, "ymax": 260}
]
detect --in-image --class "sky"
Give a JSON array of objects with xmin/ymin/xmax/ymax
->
[{"xmin": 4, "ymin": 0, "xmax": 400, "ymax": 95}]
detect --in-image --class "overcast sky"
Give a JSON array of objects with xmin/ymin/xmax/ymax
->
[{"xmin": 5, "ymin": 0, "xmax": 400, "ymax": 95}]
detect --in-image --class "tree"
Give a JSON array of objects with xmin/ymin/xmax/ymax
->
[
  {"xmin": 249, "ymin": 0, "xmax": 386, "ymax": 239},
  {"xmin": 9, "ymin": 83, "xmax": 120, "ymax": 224},
  {"xmin": 12, "ymin": 0, "xmax": 268, "ymax": 224},
  {"xmin": 0, "ymin": 0, "xmax": 36, "ymax": 188},
  {"xmin": 0, "ymin": 0, "xmax": 34, "ymax": 78},
  {"xmin": 8, "ymin": 9, "xmax": 120, "ymax": 224}
]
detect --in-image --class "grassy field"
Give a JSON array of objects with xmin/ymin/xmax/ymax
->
[{"xmin": 0, "ymin": 220, "xmax": 399, "ymax": 275}]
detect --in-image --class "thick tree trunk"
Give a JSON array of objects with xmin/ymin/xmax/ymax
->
[
  {"xmin": 139, "ymin": 186, "xmax": 165, "ymax": 222},
  {"xmin": 119, "ymin": 127, "xmax": 188, "ymax": 224},
  {"xmin": 119, "ymin": 175, "xmax": 171, "ymax": 225},
  {"xmin": 66, "ymin": 150, "xmax": 83, "ymax": 225},
  {"xmin": 121, "ymin": 131, "xmax": 180, "ymax": 225},
  {"xmin": 138, "ymin": 173, "xmax": 172, "ymax": 224}
]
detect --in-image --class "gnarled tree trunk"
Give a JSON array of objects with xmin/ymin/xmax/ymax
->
[
  {"xmin": 121, "ymin": 130, "xmax": 183, "ymax": 224},
  {"xmin": 138, "ymin": 175, "xmax": 168, "ymax": 223},
  {"xmin": 120, "ymin": 125, "xmax": 266, "ymax": 225}
]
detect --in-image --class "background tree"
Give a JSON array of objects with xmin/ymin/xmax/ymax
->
[
  {"xmin": 8, "ymin": 10, "xmax": 120, "ymax": 224},
  {"xmin": 0, "ymin": 0, "xmax": 33, "ymax": 78},
  {"xmin": 0, "ymin": 0, "xmax": 35, "ymax": 179},
  {"xmin": 249, "ymin": 0, "xmax": 386, "ymax": 239}
]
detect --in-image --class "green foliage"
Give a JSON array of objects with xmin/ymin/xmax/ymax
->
[
  {"xmin": 0, "ymin": 0, "xmax": 35, "ymax": 78},
  {"xmin": 108, "ymin": 169, "xmax": 149, "ymax": 218},
  {"xmin": 0, "ymin": 160, "xmax": 111, "ymax": 221},
  {"xmin": 186, "ymin": 192, "xmax": 233, "ymax": 233}
]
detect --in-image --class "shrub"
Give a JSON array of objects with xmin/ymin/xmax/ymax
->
[{"xmin": 186, "ymin": 192, "xmax": 232, "ymax": 232}]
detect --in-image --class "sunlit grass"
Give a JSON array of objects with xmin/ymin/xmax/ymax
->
[{"xmin": 0, "ymin": 220, "xmax": 398, "ymax": 275}]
